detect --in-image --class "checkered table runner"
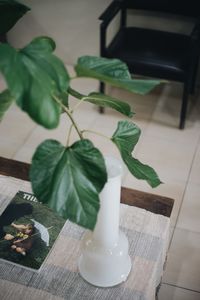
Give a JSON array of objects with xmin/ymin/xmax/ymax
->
[{"xmin": 0, "ymin": 175, "xmax": 170, "ymax": 300}]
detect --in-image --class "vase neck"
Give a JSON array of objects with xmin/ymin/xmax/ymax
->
[{"xmin": 93, "ymin": 157, "xmax": 122, "ymax": 248}]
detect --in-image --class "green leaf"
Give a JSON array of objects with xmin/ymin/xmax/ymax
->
[
  {"xmin": 112, "ymin": 120, "xmax": 141, "ymax": 153},
  {"xmin": 75, "ymin": 55, "xmax": 130, "ymax": 79},
  {"xmin": 22, "ymin": 36, "xmax": 56, "ymax": 53},
  {"xmin": 30, "ymin": 139, "xmax": 107, "ymax": 230},
  {"xmin": 75, "ymin": 56, "xmax": 160, "ymax": 94},
  {"xmin": 0, "ymin": 37, "xmax": 70, "ymax": 128},
  {"xmin": 114, "ymin": 78, "xmax": 161, "ymax": 95},
  {"xmin": 83, "ymin": 92, "xmax": 133, "ymax": 117},
  {"xmin": 0, "ymin": 43, "xmax": 28, "ymax": 101},
  {"xmin": 112, "ymin": 120, "xmax": 162, "ymax": 187},
  {"xmin": 0, "ymin": 89, "xmax": 14, "ymax": 120},
  {"xmin": 122, "ymin": 155, "xmax": 162, "ymax": 188},
  {"xmin": 0, "ymin": 0, "xmax": 30, "ymax": 35},
  {"xmin": 22, "ymin": 37, "xmax": 69, "ymax": 93}
]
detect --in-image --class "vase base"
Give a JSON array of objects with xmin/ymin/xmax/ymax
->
[{"xmin": 78, "ymin": 230, "xmax": 132, "ymax": 287}]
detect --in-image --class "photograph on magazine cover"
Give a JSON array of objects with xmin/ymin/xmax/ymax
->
[{"xmin": 0, "ymin": 191, "xmax": 66, "ymax": 270}]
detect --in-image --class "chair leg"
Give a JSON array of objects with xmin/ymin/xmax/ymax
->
[
  {"xmin": 99, "ymin": 82, "xmax": 105, "ymax": 94},
  {"xmin": 99, "ymin": 106, "xmax": 105, "ymax": 113},
  {"xmin": 179, "ymin": 82, "xmax": 189, "ymax": 129},
  {"xmin": 99, "ymin": 82, "xmax": 105, "ymax": 113},
  {"xmin": 190, "ymin": 76, "xmax": 196, "ymax": 95},
  {"xmin": 190, "ymin": 66, "xmax": 198, "ymax": 95}
]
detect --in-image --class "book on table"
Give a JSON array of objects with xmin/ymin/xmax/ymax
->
[{"xmin": 0, "ymin": 191, "xmax": 66, "ymax": 271}]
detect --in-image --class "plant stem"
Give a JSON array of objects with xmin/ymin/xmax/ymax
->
[
  {"xmin": 82, "ymin": 129, "xmax": 111, "ymax": 141},
  {"xmin": 72, "ymin": 97, "xmax": 86, "ymax": 112},
  {"xmin": 53, "ymin": 95, "xmax": 83, "ymax": 140},
  {"xmin": 68, "ymin": 87, "xmax": 84, "ymax": 100},
  {"xmin": 66, "ymin": 124, "xmax": 73, "ymax": 146},
  {"xmin": 68, "ymin": 87, "xmax": 87, "ymax": 112}
]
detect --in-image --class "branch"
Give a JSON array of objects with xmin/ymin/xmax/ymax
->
[
  {"xmin": 81, "ymin": 129, "xmax": 111, "ymax": 141},
  {"xmin": 53, "ymin": 95, "xmax": 83, "ymax": 140}
]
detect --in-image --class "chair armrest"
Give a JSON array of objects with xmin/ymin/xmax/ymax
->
[{"xmin": 99, "ymin": 0, "xmax": 122, "ymax": 27}]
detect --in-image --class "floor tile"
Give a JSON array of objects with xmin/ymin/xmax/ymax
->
[
  {"xmin": 110, "ymin": 85, "xmax": 160, "ymax": 131},
  {"xmin": 146, "ymin": 114, "xmax": 200, "ymax": 145},
  {"xmin": 13, "ymin": 107, "xmax": 98, "ymax": 163},
  {"xmin": 0, "ymin": 136, "xmax": 28, "ymax": 159},
  {"xmin": 149, "ymin": 84, "xmax": 182, "ymax": 128},
  {"xmin": 0, "ymin": 104, "xmax": 36, "ymax": 158},
  {"xmin": 148, "ymin": 82, "xmax": 200, "ymax": 130},
  {"xmin": 163, "ymin": 228, "xmax": 200, "ymax": 291},
  {"xmin": 13, "ymin": 113, "xmax": 71, "ymax": 162},
  {"xmin": 70, "ymin": 77, "xmax": 99, "ymax": 95},
  {"xmin": 84, "ymin": 132, "xmax": 123, "ymax": 162},
  {"xmin": 135, "ymin": 134, "xmax": 197, "ymax": 182},
  {"xmin": 189, "ymin": 141, "xmax": 200, "ymax": 186},
  {"xmin": 87, "ymin": 109, "xmax": 123, "ymax": 136},
  {"xmin": 111, "ymin": 83, "xmax": 162, "ymax": 109},
  {"xmin": 176, "ymin": 183, "xmax": 200, "ymax": 233},
  {"xmin": 122, "ymin": 173, "xmax": 185, "ymax": 227},
  {"xmin": 158, "ymin": 284, "xmax": 200, "ymax": 300}
]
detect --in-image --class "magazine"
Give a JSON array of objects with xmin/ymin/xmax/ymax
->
[{"xmin": 0, "ymin": 191, "xmax": 66, "ymax": 271}]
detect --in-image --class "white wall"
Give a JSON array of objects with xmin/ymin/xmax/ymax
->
[
  {"xmin": 7, "ymin": 0, "xmax": 112, "ymax": 65},
  {"xmin": 7, "ymin": 1, "xmax": 194, "ymax": 65}
]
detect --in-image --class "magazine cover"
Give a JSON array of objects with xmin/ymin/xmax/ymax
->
[{"xmin": 0, "ymin": 191, "xmax": 66, "ymax": 271}]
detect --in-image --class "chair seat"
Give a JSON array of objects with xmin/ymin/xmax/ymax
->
[{"xmin": 106, "ymin": 27, "xmax": 191, "ymax": 81}]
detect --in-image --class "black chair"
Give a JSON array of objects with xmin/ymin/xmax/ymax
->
[{"xmin": 99, "ymin": 0, "xmax": 200, "ymax": 129}]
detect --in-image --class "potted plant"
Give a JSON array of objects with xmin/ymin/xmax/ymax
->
[
  {"xmin": 0, "ymin": 0, "xmax": 162, "ymax": 287},
  {"xmin": 0, "ymin": 36, "xmax": 162, "ymax": 228}
]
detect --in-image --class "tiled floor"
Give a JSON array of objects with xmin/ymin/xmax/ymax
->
[{"xmin": 0, "ymin": 71, "xmax": 200, "ymax": 299}]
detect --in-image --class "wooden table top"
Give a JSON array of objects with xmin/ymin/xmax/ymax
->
[{"xmin": 0, "ymin": 156, "xmax": 174, "ymax": 218}]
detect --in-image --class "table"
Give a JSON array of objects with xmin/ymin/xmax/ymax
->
[{"xmin": 0, "ymin": 157, "xmax": 174, "ymax": 300}]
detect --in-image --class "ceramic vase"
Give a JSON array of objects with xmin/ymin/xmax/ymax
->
[{"xmin": 78, "ymin": 156, "xmax": 131, "ymax": 287}]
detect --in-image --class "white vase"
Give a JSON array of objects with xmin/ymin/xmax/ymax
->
[{"xmin": 78, "ymin": 156, "xmax": 131, "ymax": 287}]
